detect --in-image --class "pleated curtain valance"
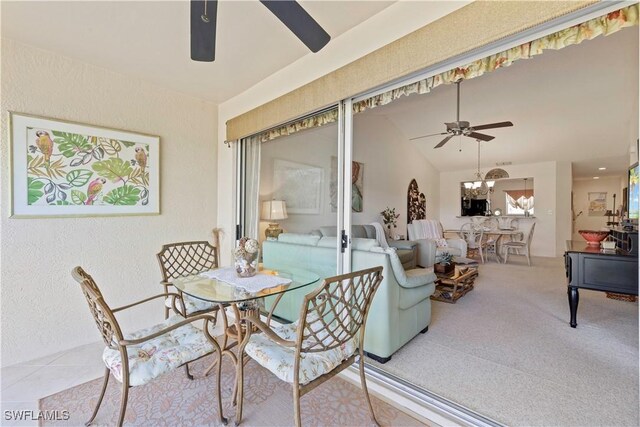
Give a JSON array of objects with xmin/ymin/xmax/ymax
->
[{"xmin": 505, "ymin": 189, "xmax": 535, "ymax": 200}]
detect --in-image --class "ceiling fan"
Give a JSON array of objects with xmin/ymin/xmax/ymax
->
[
  {"xmin": 409, "ymin": 81, "xmax": 514, "ymax": 148},
  {"xmin": 191, "ymin": 0, "xmax": 331, "ymax": 62}
]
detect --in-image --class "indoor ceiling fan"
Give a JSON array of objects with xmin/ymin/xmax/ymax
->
[
  {"xmin": 409, "ymin": 81, "xmax": 514, "ymax": 148},
  {"xmin": 191, "ymin": 0, "xmax": 331, "ymax": 62}
]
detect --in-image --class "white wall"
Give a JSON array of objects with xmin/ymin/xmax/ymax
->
[
  {"xmin": 217, "ymin": 2, "xmax": 469, "ymax": 264},
  {"xmin": 572, "ymin": 176, "xmax": 625, "ymax": 240},
  {"xmin": 0, "ymin": 39, "xmax": 218, "ymax": 367},
  {"xmin": 440, "ymin": 161, "xmax": 567, "ymax": 257},
  {"xmin": 258, "ymin": 115, "xmax": 440, "ymax": 239}
]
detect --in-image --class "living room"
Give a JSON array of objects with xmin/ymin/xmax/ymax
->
[{"xmin": 2, "ymin": 2, "xmax": 638, "ymax": 427}]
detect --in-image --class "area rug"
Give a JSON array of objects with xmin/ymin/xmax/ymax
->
[{"xmin": 39, "ymin": 355, "xmax": 423, "ymax": 426}]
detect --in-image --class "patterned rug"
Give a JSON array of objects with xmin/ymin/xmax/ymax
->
[{"xmin": 39, "ymin": 355, "xmax": 423, "ymax": 426}]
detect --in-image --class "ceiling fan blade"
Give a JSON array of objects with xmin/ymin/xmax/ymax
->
[
  {"xmin": 191, "ymin": 0, "xmax": 218, "ymax": 62},
  {"xmin": 434, "ymin": 134, "xmax": 454, "ymax": 148},
  {"xmin": 409, "ymin": 132, "xmax": 448, "ymax": 141},
  {"xmin": 467, "ymin": 132, "xmax": 495, "ymax": 142},
  {"xmin": 471, "ymin": 121, "xmax": 513, "ymax": 131},
  {"xmin": 260, "ymin": 0, "xmax": 331, "ymax": 53}
]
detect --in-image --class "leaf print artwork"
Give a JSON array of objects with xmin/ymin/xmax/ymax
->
[{"xmin": 25, "ymin": 126, "xmax": 151, "ymax": 207}]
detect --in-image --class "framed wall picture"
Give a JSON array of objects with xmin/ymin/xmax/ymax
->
[
  {"xmin": 588, "ymin": 191, "xmax": 607, "ymax": 216},
  {"xmin": 273, "ymin": 159, "xmax": 323, "ymax": 214},
  {"xmin": 9, "ymin": 112, "xmax": 160, "ymax": 217}
]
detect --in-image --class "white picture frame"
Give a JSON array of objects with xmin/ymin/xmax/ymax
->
[
  {"xmin": 273, "ymin": 159, "xmax": 323, "ymax": 214},
  {"xmin": 9, "ymin": 112, "xmax": 160, "ymax": 218}
]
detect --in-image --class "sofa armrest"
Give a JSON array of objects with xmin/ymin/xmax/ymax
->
[
  {"xmin": 388, "ymin": 240, "xmax": 419, "ymax": 250},
  {"xmin": 412, "ymin": 239, "xmax": 437, "ymax": 268},
  {"xmin": 399, "ymin": 268, "xmax": 437, "ymax": 289},
  {"xmin": 445, "ymin": 238, "xmax": 468, "ymax": 258}
]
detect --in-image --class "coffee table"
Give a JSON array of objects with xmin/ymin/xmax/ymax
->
[{"xmin": 431, "ymin": 264, "xmax": 479, "ymax": 303}]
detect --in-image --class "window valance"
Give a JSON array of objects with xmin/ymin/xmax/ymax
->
[
  {"xmin": 505, "ymin": 189, "xmax": 534, "ymax": 200},
  {"xmin": 353, "ymin": 4, "xmax": 638, "ymax": 114}
]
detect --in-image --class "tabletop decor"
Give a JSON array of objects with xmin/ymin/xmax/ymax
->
[
  {"xmin": 380, "ymin": 206, "xmax": 400, "ymax": 239},
  {"xmin": 434, "ymin": 252, "xmax": 455, "ymax": 274},
  {"xmin": 578, "ymin": 230, "xmax": 609, "ymax": 246},
  {"xmin": 233, "ymin": 237, "xmax": 260, "ymax": 277},
  {"xmin": 200, "ymin": 267, "xmax": 292, "ymax": 293},
  {"xmin": 9, "ymin": 112, "xmax": 159, "ymax": 217}
]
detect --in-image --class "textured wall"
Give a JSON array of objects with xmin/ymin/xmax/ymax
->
[{"xmin": 0, "ymin": 39, "xmax": 218, "ymax": 367}]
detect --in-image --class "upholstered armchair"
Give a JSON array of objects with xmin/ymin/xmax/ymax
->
[{"xmin": 407, "ymin": 219, "xmax": 467, "ymax": 268}]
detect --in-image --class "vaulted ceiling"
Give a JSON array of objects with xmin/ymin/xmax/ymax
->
[{"xmin": 360, "ymin": 26, "xmax": 639, "ymax": 178}]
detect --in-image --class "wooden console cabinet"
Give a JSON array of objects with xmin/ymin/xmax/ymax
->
[
  {"xmin": 564, "ymin": 241, "xmax": 638, "ymax": 328},
  {"xmin": 608, "ymin": 227, "xmax": 638, "ymax": 255}
]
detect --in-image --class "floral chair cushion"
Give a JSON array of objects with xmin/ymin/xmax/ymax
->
[
  {"xmin": 165, "ymin": 294, "xmax": 216, "ymax": 316},
  {"xmin": 103, "ymin": 316, "xmax": 214, "ymax": 387},
  {"xmin": 245, "ymin": 320, "xmax": 357, "ymax": 385}
]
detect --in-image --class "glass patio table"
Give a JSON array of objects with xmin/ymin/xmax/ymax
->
[{"xmin": 171, "ymin": 266, "xmax": 321, "ymax": 425}]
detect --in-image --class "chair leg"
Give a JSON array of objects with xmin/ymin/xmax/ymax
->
[
  {"xmin": 117, "ymin": 380, "xmax": 129, "ymax": 427},
  {"xmin": 293, "ymin": 385, "xmax": 302, "ymax": 427},
  {"xmin": 185, "ymin": 362, "xmax": 194, "ymax": 380},
  {"xmin": 526, "ymin": 249, "xmax": 531, "ymax": 266},
  {"xmin": 359, "ymin": 351, "xmax": 379, "ymax": 426},
  {"xmin": 85, "ymin": 367, "xmax": 110, "ymax": 426}
]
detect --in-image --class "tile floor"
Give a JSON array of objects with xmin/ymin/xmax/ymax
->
[{"xmin": 1, "ymin": 341, "xmax": 105, "ymax": 426}]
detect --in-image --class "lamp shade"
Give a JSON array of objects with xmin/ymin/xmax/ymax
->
[{"xmin": 261, "ymin": 200, "xmax": 288, "ymax": 221}]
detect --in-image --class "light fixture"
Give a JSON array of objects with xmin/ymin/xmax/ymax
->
[
  {"xmin": 523, "ymin": 178, "xmax": 530, "ymax": 217},
  {"xmin": 593, "ymin": 176, "xmax": 600, "ymax": 180},
  {"xmin": 463, "ymin": 140, "xmax": 493, "ymax": 198},
  {"xmin": 598, "ymin": 167, "xmax": 606, "ymax": 171},
  {"xmin": 261, "ymin": 200, "xmax": 288, "ymax": 240}
]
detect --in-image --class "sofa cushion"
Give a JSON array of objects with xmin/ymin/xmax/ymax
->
[
  {"xmin": 437, "ymin": 247, "xmax": 462, "ymax": 257},
  {"xmin": 165, "ymin": 294, "xmax": 215, "ymax": 315},
  {"xmin": 317, "ymin": 237, "xmax": 379, "ymax": 251},
  {"xmin": 317, "ymin": 225, "xmax": 376, "ymax": 239},
  {"xmin": 397, "ymin": 249, "xmax": 415, "ymax": 266},
  {"xmin": 278, "ymin": 233, "xmax": 321, "ymax": 246}
]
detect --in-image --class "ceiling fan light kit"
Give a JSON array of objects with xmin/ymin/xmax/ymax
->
[
  {"xmin": 191, "ymin": 0, "xmax": 331, "ymax": 62},
  {"xmin": 409, "ymin": 81, "xmax": 514, "ymax": 148}
]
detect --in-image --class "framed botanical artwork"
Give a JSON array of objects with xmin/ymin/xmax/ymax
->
[
  {"xmin": 273, "ymin": 159, "xmax": 323, "ymax": 214},
  {"xmin": 9, "ymin": 112, "xmax": 160, "ymax": 217}
]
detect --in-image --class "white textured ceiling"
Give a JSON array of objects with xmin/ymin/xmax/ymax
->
[
  {"xmin": 361, "ymin": 26, "xmax": 639, "ymax": 179},
  {"xmin": 1, "ymin": 0, "xmax": 394, "ymax": 103}
]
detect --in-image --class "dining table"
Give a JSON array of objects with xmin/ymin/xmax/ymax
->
[
  {"xmin": 444, "ymin": 228, "xmax": 524, "ymax": 263},
  {"xmin": 171, "ymin": 265, "xmax": 321, "ymax": 425}
]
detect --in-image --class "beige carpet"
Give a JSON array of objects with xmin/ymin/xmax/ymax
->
[
  {"xmin": 40, "ymin": 354, "xmax": 424, "ymax": 426},
  {"xmin": 368, "ymin": 256, "xmax": 639, "ymax": 426}
]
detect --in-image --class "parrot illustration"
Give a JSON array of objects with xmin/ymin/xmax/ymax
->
[
  {"xmin": 86, "ymin": 178, "xmax": 106, "ymax": 205},
  {"xmin": 135, "ymin": 147, "xmax": 147, "ymax": 171},
  {"xmin": 35, "ymin": 130, "xmax": 54, "ymax": 165}
]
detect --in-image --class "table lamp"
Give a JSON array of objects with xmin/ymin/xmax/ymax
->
[{"xmin": 261, "ymin": 200, "xmax": 288, "ymax": 240}]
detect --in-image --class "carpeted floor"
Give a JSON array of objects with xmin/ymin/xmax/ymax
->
[
  {"xmin": 368, "ymin": 256, "xmax": 639, "ymax": 426},
  {"xmin": 39, "ymin": 355, "xmax": 424, "ymax": 426}
]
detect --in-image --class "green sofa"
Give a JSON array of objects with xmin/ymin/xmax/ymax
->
[{"xmin": 262, "ymin": 233, "xmax": 436, "ymax": 363}]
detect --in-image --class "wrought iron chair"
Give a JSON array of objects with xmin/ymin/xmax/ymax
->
[
  {"xmin": 156, "ymin": 241, "xmax": 219, "ymax": 319},
  {"xmin": 236, "ymin": 266, "xmax": 384, "ymax": 427},
  {"xmin": 71, "ymin": 267, "xmax": 224, "ymax": 427},
  {"xmin": 502, "ymin": 222, "xmax": 536, "ymax": 266}
]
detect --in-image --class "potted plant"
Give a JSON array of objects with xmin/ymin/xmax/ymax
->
[
  {"xmin": 380, "ymin": 207, "xmax": 400, "ymax": 239},
  {"xmin": 435, "ymin": 252, "xmax": 455, "ymax": 274}
]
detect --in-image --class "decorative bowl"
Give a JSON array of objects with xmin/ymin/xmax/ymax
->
[{"xmin": 578, "ymin": 230, "xmax": 609, "ymax": 246}]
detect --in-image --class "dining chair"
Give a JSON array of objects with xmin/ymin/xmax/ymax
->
[
  {"xmin": 156, "ymin": 241, "xmax": 219, "ymax": 319},
  {"xmin": 502, "ymin": 222, "xmax": 536, "ymax": 266},
  {"xmin": 237, "ymin": 266, "xmax": 384, "ymax": 427},
  {"xmin": 71, "ymin": 266, "xmax": 224, "ymax": 427},
  {"xmin": 460, "ymin": 222, "xmax": 485, "ymax": 263}
]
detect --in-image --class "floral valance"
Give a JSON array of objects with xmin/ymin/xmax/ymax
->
[
  {"xmin": 353, "ymin": 4, "xmax": 639, "ymax": 113},
  {"xmin": 505, "ymin": 189, "xmax": 534, "ymax": 200},
  {"xmin": 251, "ymin": 108, "xmax": 338, "ymax": 143}
]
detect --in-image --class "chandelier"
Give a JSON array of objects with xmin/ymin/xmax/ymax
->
[{"xmin": 463, "ymin": 141, "xmax": 495, "ymax": 198}]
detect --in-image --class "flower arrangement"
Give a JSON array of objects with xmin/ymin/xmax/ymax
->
[
  {"xmin": 380, "ymin": 207, "xmax": 400, "ymax": 229},
  {"xmin": 233, "ymin": 237, "xmax": 260, "ymax": 277}
]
